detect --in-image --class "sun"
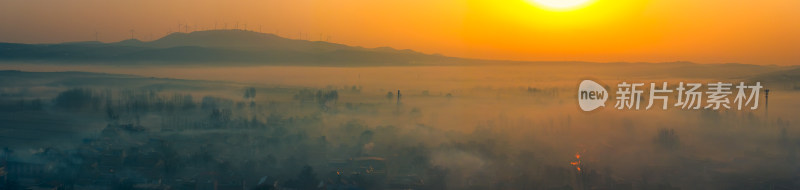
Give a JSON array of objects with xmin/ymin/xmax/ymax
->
[{"xmin": 527, "ymin": 0, "xmax": 595, "ymax": 11}]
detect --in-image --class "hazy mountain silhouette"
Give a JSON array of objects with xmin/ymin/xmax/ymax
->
[
  {"xmin": 137, "ymin": 30, "xmax": 351, "ymax": 51},
  {"xmin": 0, "ymin": 30, "xmax": 795, "ymax": 70},
  {"xmin": 0, "ymin": 30, "xmax": 458, "ymax": 66},
  {"xmin": 747, "ymin": 66, "xmax": 800, "ymax": 87}
]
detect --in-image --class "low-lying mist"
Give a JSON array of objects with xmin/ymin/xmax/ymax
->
[{"xmin": 0, "ymin": 63, "xmax": 798, "ymax": 190}]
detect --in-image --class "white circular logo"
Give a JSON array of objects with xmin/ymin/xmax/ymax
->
[{"xmin": 578, "ymin": 80, "xmax": 608, "ymax": 111}]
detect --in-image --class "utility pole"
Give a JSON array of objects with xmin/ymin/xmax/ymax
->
[
  {"xmin": 765, "ymin": 88, "xmax": 770, "ymax": 126},
  {"xmin": 397, "ymin": 90, "xmax": 402, "ymax": 105}
]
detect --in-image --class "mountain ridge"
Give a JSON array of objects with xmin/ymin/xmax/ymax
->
[
  {"xmin": 0, "ymin": 29, "xmax": 456, "ymax": 66},
  {"xmin": 0, "ymin": 30, "xmax": 795, "ymax": 68}
]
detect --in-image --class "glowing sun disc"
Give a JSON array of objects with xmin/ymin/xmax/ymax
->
[{"xmin": 528, "ymin": 0, "xmax": 593, "ymax": 10}]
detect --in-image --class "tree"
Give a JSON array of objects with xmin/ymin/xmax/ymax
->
[
  {"xmin": 106, "ymin": 104, "xmax": 119, "ymax": 121},
  {"xmin": 315, "ymin": 90, "xmax": 339, "ymax": 110},
  {"xmin": 655, "ymin": 128, "xmax": 679, "ymax": 150},
  {"xmin": 294, "ymin": 89, "xmax": 316, "ymax": 103},
  {"xmin": 209, "ymin": 108, "xmax": 232, "ymax": 127},
  {"xmin": 53, "ymin": 88, "xmax": 96, "ymax": 110},
  {"xmin": 180, "ymin": 94, "xmax": 195, "ymax": 110},
  {"xmin": 386, "ymin": 91, "xmax": 394, "ymax": 100},
  {"xmin": 244, "ymin": 87, "xmax": 257, "ymax": 100}
]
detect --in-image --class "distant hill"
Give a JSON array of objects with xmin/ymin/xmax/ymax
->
[
  {"xmin": 746, "ymin": 67, "xmax": 800, "ymax": 89},
  {"xmin": 135, "ymin": 30, "xmax": 350, "ymax": 51},
  {"xmin": 0, "ymin": 30, "xmax": 796, "ymax": 73},
  {"xmin": 0, "ymin": 30, "xmax": 460, "ymax": 66}
]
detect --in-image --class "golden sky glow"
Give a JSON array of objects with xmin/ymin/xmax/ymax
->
[
  {"xmin": 527, "ymin": 0, "xmax": 595, "ymax": 11},
  {"xmin": 0, "ymin": 0, "xmax": 798, "ymax": 65}
]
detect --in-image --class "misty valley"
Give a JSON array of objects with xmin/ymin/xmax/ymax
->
[
  {"xmin": 0, "ymin": 62, "xmax": 799, "ymax": 190},
  {"xmin": 0, "ymin": 29, "xmax": 799, "ymax": 190}
]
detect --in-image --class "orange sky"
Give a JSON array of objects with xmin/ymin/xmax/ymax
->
[{"xmin": 1, "ymin": 0, "xmax": 798, "ymax": 65}]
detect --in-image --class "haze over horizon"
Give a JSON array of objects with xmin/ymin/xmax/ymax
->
[
  {"xmin": 2, "ymin": 0, "xmax": 799, "ymax": 65},
  {"xmin": 2, "ymin": 1, "xmax": 800, "ymax": 189}
]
